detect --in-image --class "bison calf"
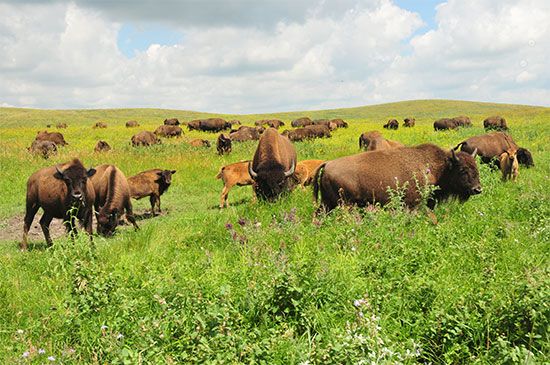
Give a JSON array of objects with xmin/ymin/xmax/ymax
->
[
  {"xmin": 128, "ymin": 169, "xmax": 176, "ymax": 215},
  {"xmin": 294, "ymin": 159, "xmax": 324, "ymax": 187},
  {"xmin": 216, "ymin": 161, "xmax": 254, "ymax": 208},
  {"xmin": 94, "ymin": 140, "xmax": 111, "ymax": 152},
  {"xmin": 28, "ymin": 140, "xmax": 57, "ymax": 159},
  {"xmin": 217, "ymin": 134, "xmax": 232, "ymax": 155},
  {"xmin": 131, "ymin": 131, "xmax": 161, "ymax": 147},
  {"xmin": 93, "ymin": 122, "xmax": 108, "ymax": 129},
  {"xmin": 499, "ymin": 150, "xmax": 519, "ymax": 181}
]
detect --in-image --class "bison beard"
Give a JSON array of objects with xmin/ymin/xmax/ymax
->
[{"xmin": 248, "ymin": 161, "xmax": 295, "ymax": 201}]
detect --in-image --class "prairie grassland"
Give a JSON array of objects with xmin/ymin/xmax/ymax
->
[{"xmin": 0, "ymin": 100, "xmax": 548, "ymax": 364}]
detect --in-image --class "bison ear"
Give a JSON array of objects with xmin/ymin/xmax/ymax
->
[
  {"xmin": 54, "ymin": 166, "xmax": 65, "ymax": 180},
  {"xmin": 170, "ymin": 170, "xmax": 176, "ymax": 174},
  {"xmin": 87, "ymin": 168, "xmax": 96, "ymax": 177}
]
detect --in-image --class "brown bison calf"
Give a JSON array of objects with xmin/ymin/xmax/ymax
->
[
  {"xmin": 403, "ymin": 118, "xmax": 415, "ymax": 127},
  {"xmin": 126, "ymin": 120, "xmax": 140, "ymax": 127},
  {"xmin": 294, "ymin": 159, "xmax": 325, "ymax": 187},
  {"xmin": 217, "ymin": 134, "xmax": 232, "ymax": 155},
  {"xmin": 28, "ymin": 140, "xmax": 57, "ymax": 159},
  {"xmin": 383, "ymin": 119, "xmax": 399, "ymax": 130},
  {"xmin": 359, "ymin": 131, "xmax": 403, "ymax": 151},
  {"xmin": 35, "ymin": 131, "xmax": 68, "ymax": 146},
  {"xmin": 131, "ymin": 131, "xmax": 161, "ymax": 146},
  {"xmin": 94, "ymin": 140, "xmax": 111, "ymax": 152},
  {"xmin": 215, "ymin": 161, "xmax": 254, "ymax": 208},
  {"xmin": 90, "ymin": 165, "xmax": 138, "ymax": 236},
  {"xmin": 56, "ymin": 122, "xmax": 67, "ymax": 129},
  {"xmin": 188, "ymin": 139, "xmax": 211, "ymax": 147},
  {"xmin": 499, "ymin": 150, "xmax": 519, "ymax": 181},
  {"xmin": 93, "ymin": 122, "xmax": 108, "ymax": 129},
  {"xmin": 22, "ymin": 159, "xmax": 96, "ymax": 250},
  {"xmin": 128, "ymin": 169, "xmax": 176, "ymax": 215},
  {"xmin": 155, "ymin": 125, "xmax": 183, "ymax": 138}
]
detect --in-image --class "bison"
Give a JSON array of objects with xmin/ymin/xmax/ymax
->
[
  {"xmin": 128, "ymin": 169, "xmax": 176, "ymax": 215},
  {"xmin": 188, "ymin": 118, "xmax": 231, "ymax": 132},
  {"xmin": 330, "ymin": 119, "xmax": 348, "ymax": 128},
  {"xmin": 484, "ymin": 116, "xmax": 508, "ymax": 131},
  {"xmin": 312, "ymin": 119, "xmax": 337, "ymax": 131},
  {"xmin": 291, "ymin": 117, "xmax": 313, "ymax": 128},
  {"xmin": 56, "ymin": 122, "xmax": 67, "ymax": 129},
  {"xmin": 188, "ymin": 139, "xmax": 211, "ymax": 147},
  {"xmin": 90, "ymin": 164, "xmax": 138, "ymax": 236},
  {"xmin": 126, "ymin": 120, "xmax": 140, "ymax": 128},
  {"xmin": 228, "ymin": 120, "xmax": 242, "ymax": 126},
  {"xmin": 282, "ymin": 125, "xmax": 330, "ymax": 141},
  {"xmin": 94, "ymin": 140, "xmax": 111, "ymax": 152},
  {"xmin": 164, "ymin": 118, "xmax": 180, "ymax": 126},
  {"xmin": 131, "ymin": 131, "xmax": 161, "ymax": 147},
  {"xmin": 434, "ymin": 118, "xmax": 458, "ymax": 131},
  {"xmin": 358, "ymin": 131, "xmax": 403, "ymax": 151},
  {"xmin": 403, "ymin": 118, "xmax": 415, "ymax": 127},
  {"xmin": 22, "ymin": 159, "xmax": 96, "ymax": 250},
  {"xmin": 93, "ymin": 122, "xmax": 107, "ymax": 129},
  {"xmin": 35, "ymin": 131, "xmax": 68, "ymax": 146},
  {"xmin": 453, "ymin": 116, "xmax": 472, "ymax": 127},
  {"xmin": 255, "ymin": 119, "xmax": 285, "ymax": 129},
  {"xmin": 457, "ymin": 132, "xmax": 534, "ymax": 167},
  {"xmin": 28, "ymin": 140, "xmax": 57, "ymax": 159},
  {"xmin": 187, "ymin": 120, "xmax": 202, "ymax": 131},
  {"xmin": 313, "ymin": 144, "xmax": 481, "ymax": 212},
  {"xmin": 215, "ymin": 161, "xmax": 254, "ymax": 208},
  {"xmin": 499, "ymin": 150, "xmax": 519, "ymax": 181},
  {"xmin": 248, "ymin": 128, "xmax": 297, "ymax": 201},
  {"xmin": 295, "ymin": 159, "xmax": 325, "ymax": 188},
  {"xmin": 383, "ymin": 119, "xmax": 399, "ymax": 130},
  {"xmin": 229, "ymin": 126, "xmax": 263, "ymax": 142},
  {"xmin": 217, "ymin": 134, "xmax": 232, "ymax": 155},
  {"xmin": 155, "ymin": 125, "xmax": 183, "ymax": 138}
]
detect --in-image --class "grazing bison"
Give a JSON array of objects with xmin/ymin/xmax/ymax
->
[
  {"xmin": 291, "ymin": 117, "xmax": 313, "ymax": 128},
  {"xmin": 188, "ymin": 138, "xmax": 211, "ymax": 147},
  {"xmin": 228, "ymin": 120, "xmax": 241, "ymax": 126},
  {"xmin": 313, "ymin": 144, "xmax": 481, "ymax": 212},
  {"xmin": 434, "ymin": 118, "xmax": 458, "ymax": 131},
  {"xmin": 383, "ymin": 119, "xmax": 399, "ymax": 130},
  {"xmin": 126, "ymin": 120, "xmax": 140, "ymax": 128},
  {"xmin": 22, "ymin": 159, "xmax": 96, "ymax": 250},
  {"xmin": 164, "ymin": 118, "xmax": 180, "ymax": 126},
  {"xmin": 56, "ymin": 122, "xmax": 67, "ymax": 129},
  {"xmin": 295, "ymin": 159, "xmax": 325, "ymax": 187},
  {"xmin": 248, "ymin": 128, "xmax": 297, "ymax": 201},
  {"xmin": 93, "ymin": 122, "xmax": 108, "ymax": 129},
  {"xmin": 131, "ymin": 131, "xmax": 161, "ymax": 147},
  {"xmin": 457, "ymin": 132, "xmax": 534, "ymax": 167},
  {"xmin": 484, "ymin": 116, "xmax": 508, "ymax": 131},
  {"xmin": 189, "ymin": 118, "xmax": 232, "ymax": 132},
  {"xmin": 128, "ymin": 169, "xmax": 176, "ymax": 215},
  {"xmin": 94, "ymin": 140, "xmax": 111, "ymax": 152},
  {"xmin": 312, "ymin": 119, "xmax": 338, "ymax": 130},
  {"xmin": 217, "ymin": 134, "xmax": 232, "ymax": 155},
  {"xmin": 499, "ymin": 150, "xmax": 519, "ymax": 181},
  {"xmin": 215, "ymin": 161, "xmax": 254, "ymax": 208},
  {"xmin": 330, "ymin": 119, "xmax": 348, "ymax": 128},
  {"xmin": 453, "ymin": 115, "xmax": 472, "ymax": 127},
  {"xmin": 403, "ymin": 118, "xmax": 415, "ymax": 127},
  {"xmin": 305, "ymin": 124, "xmax": 331, "ymax": 137},
  {"xmin": 35, "ymin": 131, "xmax": 68, "ymax": 146},
  {"xmin": 90, "ymin": 164, "xmax": 138, "ymax": 236},
  {"xmin": 155, "ymin": 125, "xmax": 183, "ymax": 138},
  {"xmin": 230, "ymin": 126, "xmax": 263, "ymax": 142},
  {"xmin": 282, "ymin": 125, "xmax": 330, "ymax": 141},
  {"xmin": 28, "ymin": 140, "xmax": 57, "ymax": 159},
  {"xmin": 187, "ymin": 120, "xmax": 202, "ymax": 131},
  {"xmin": 255, "ymin": 119, "xmax": 285, "ymax": 129},
  {"xmin": 358, "ymin": 131, "xmax": 403, "ymax": 151}
]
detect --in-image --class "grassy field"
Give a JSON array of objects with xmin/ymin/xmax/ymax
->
[{"xmin": 0, "ymin": 99, "xmax": 548, "ymax": 364}]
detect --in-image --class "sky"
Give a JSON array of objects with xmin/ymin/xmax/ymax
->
[{"xmin": 0, "ymin": 0, "xmax": 548, "ymax": 113}]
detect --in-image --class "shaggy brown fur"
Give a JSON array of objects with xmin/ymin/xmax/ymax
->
[
  {"xmin": 90, "ymin": 164, "xmax": 138, "ymax": 236},
  {"xmin": 35, "ymin": 131, "xmax": 68, "ymax": 146},
  {"xmin": 215, "ymin": 161, "xmax": 254, "ymax": 208},
  {"xmin": 457, "ymin": 132, "xmax": 518, "ymax": 165},
  {"xmin": 217, "ymin": 134, "xmax": 232, "ymax": 155},
  {"xmin": 154, "ymin": 125, "xmax": 183, "ymax": 138},
  {"xmin": 403, "ymin": 118, "xmax": 415, "ymax": 127},
  {"xmin": 126, "ymin": 120, "xmax": 140, "ymax": 127},
  {"xmin": 433, "ymin": 118, "xmax": 458, "ymax": 130},
  {"xmin": 128, "ymin": 169, "xmax": 176, "ymax": 214},
  {"xmin": 484, "ymin": 116, "xmax": 508, "ymax": 131},
  {"xmin": 291, "ymin": 117, "xmax": 313, "ymax": 128},
  {"xmin": 453, "ymin": 116, "xmax": 472, "ymax": 127},
  {"xmin": 383, "ymin": 119, "xmax": 399, "ymax": 130},
  {"xmin": 28, "ymin": 140, "xmax": 57, "ymax": 159},
  {"xmin": 359, "ymin": 131, "xmax": 403, "ymax": 151},
  {"xmin": 312, "ymin": 120, "xmax": 338, "ymax": 130},
  {"xmin": 22, "ymin": 159, "xmax": 96, "ymax": 249},
  {"xmin": 499, "ymin": 150, "xmax": 519, "ymax": 181},
  {"xmin": 187, "ymin": 118, "xmax": 231, "ymax": 132},
  {"xmin": 131, "ymin": 131, "xmax": 161, "ymax": 146},
  {"xmin": 94, "ymin": 140, "xmax": 111, "ymax": 152},
  {"xmin": 56, "ymin": 122, "xmax": 67, "ymax": 129},
  {"xmin": 230, "ymin": 126, "xmax": 264, "ymax": 142},
  {"xmin": 294, "ymin": 159, "xmax": 325, "ymax": 187},
  {"xmin": 255, "ymin": 119, "xmax": 285, "ymax": 129},
  {"xmin": 314, "ymin": 144, "xmax": 481, "ymax": 212},
  {"xmin": 93, "ymin": 122, "xmax": 107, "ymax": 129},
  {"xmin": 330, "ymin": 119, "xmax": 348, "ymax": 128},
  {"xmin": 188, "ymin": 139, "xmax": 211, "ymax": 147},
  {"xmin": 164, "ymin": 118, "xmax": 180, "ymax": 126}
]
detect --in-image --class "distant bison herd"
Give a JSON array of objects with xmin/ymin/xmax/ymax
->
[{"xmin": 21, "ymin": 114, "xmax": 534, "ymax": 249}]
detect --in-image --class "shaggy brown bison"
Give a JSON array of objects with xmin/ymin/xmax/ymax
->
[
  {"xmin": 93, "ymin": 122, "xmax": 107, "ymax": 129},
  {"xmin": 403, "ymin": 118, "xmax": 415, "ymax": 127},
  {"xmin": 457, "ymin": 132, "xmax": 534, "ymax": 167},
  {"xmin": 248, "ymin": 128, "xmax": 297, "ymax": 201},
  {"xmin": 35, "ymin": 131, "xmax": 68, "ymax": 146},
  {"xmin": 22, "ymin": 159, "xmax": 96, "ymax": 250},
  {"xmin": 313, "ymin": 144, "xmax": 481, "ymax": 212},
  {"xmin": 255, "ymin": 119, "xmax": 285, "ymax": 129},
  {"xmin": 484, "ymin": 116, "xmax": 508, "ymax": 131},
  {"xmin": 433, "ymin": 118, "xmax": 458, "ymax": 131},
  {"xmin": 215, "ymin": 161, "xmax": 254, "ymax": 208},
  {"xmin": 499, "ymin": 150, "xmax": 519, "ymax": 181},
  {"xmin": 188, "ymin": 139, "xmax": 211, "ymax": 147},
  {"xmin": 94, "ymin": 140, "xmax": 111, "ymax": 152},
  {"xmin": 228, "ymin": 120, "xmax": 241, "ymax": 126},
  {"xmin": 330, "ymin": 119, "xmax": 348, "ymax": 128},
  {"xmin": 155, "ymin": 125, "xmax": 183, "ymax": 138},
  {"xmin": 229, "ymin": 126, "xmax": 263, "ymax": 142},
  {"xmin": 453, "ymin": 115, "xmax": 472, "ymax": 127},
  {"xmin": 56, "ymin": 122, "xmax": 67, "ymax": 129},
  {"xmin": 187, "ymin": 120, "xmax": 201, "ymax": 131},
  {"xmin": 217, "ymin": 134, "xmax": 232, "ymax": 155},
  {"xmin": 291, "ymin": 117, "xmax": 313, "ymax": 128},
  {"xmin": 164, "ymin": 118, "xmax": 180, "ymax": 126},
  {"xmin": 126, "ymin": 120, "xmax": 140, "ymax": 127},
  {"xmin": 311, "ymin": 119, "xmax": 336, "ymax": 130},
  {"xmin": 128, "ymin": 169, "xmax": 176, "ymax": 215},
  {"xmin": 282, "ymin": 125, "xmax": 330, "ymax": 141},
  {"xmin": 383, "ymin": 119, "xmax": 399, "ymax": 130},
  {"xmin": 358, "ymin": 131, "xmax": 403, "ymax": 151},
  {"xmin": 188, "ymin": 118, "xmax": 231, "ymax": 132},
  {"xmin": 295, "ymin": 159, "xmax": 324, "ymax": 187},
  {"xmin": 131, "ymin": 131, "xmax": 161, "ymax": 147},
  {"xmin": 28, "ymin": 140, "xmax": 57, "ymax": 159},
  {"xmin": 90, "ymin": 164, "xmax": 138, "ymax": 236}
]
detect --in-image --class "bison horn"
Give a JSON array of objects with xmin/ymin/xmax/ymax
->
[
  {"xmin": 248, "ymin": 162, "xmax": 258, "ymax": 178},
  {"xmin": 450, "ymin": 149, "xmax": 459, "ymax": 162},
  {"xmin": 284, "ymin": 161, "xmax": 296, "ymax": 177},
  {"xmin": 55, "ymin": 166, "xmax": 65, "ymax": 178},
  {"xmin": 471, "ymin": 148, "xmax": 478, "ymax": 158}
]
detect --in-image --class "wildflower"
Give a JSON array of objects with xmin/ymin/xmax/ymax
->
[
  {"xmin": 17, "ymin": 329, "xmax": 24, "ymax": 335},
  {"xmin": 22, "ymin": 351, "xmax": 29, "ymax": 358},
  {"xmin": 101, "ymin": 325, "xmax": 108, "ymax": 330},
  {"xmin": 237, "ymin": 217, "xmax": 247, "ymax": 226},
  {"xmin": 354, "ymin": 300, "xmax": 361, "ymax": 307},
  {"xmin": 48, "ymin": 356, "xmax": 55, "ymax": 361},
  {"xmin": 116, "ymin": 333, "xmax": 124, "ymax": 340},
  {"xmin": 225, "ymin": 222, "xmax": 233, "ymax": 230},
  {"xmin": 38, "ymin": 349, "xmax": 46, "ymax": 354}
]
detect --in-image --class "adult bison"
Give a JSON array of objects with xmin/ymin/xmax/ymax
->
[
  {"xmin": 22, "ymin": 159, "xmax": 96, "ymax": 250},
  {"xmin": 217, "ymin": 134, "xmax": 232, "ymax": 155},
  {"xmin": 330, "ymin": 119, "xmax": 348, "ymax": 128},
  {"xmin": 383, "ymin": 119, "xmax": 399, "ymax": 130},
  {"xmin": 93, "ymin": 122, "xmax": 108, "ymax": 129},
  {"xmin": 155, "ymin": 125, "xmax": 183, "ymax": 138},
  {"xmin": 453, "ymin": 115, "xmax": 472, "ymax": 127},
  {"xmin": 188, "ymin": 139, "xmax": 211, "ymax": 147},
  {"xmin": 255, "ymin": 119, "xmax": 285, "ymax": 129},
  {"xmin": 358, "ymin": 131, "xmax": 403, "ymax": 151},
  {"xmin": 126, "ymin": 120, "xmax": 140, "ymax": 127},
  {"xmin": 484, "ymin": 116, "xmax": 508, "ymax": 131},
  {"xmin": 433, "ymin": 118, "xmax": 458, "ymax": 131},
  {"xmin": 305, "ymin": 124, "xmax": 331, "ymax": 138},
  {"xmin": 131, "ymin": 131, "xmax": 161, "ymax": 147},
  {"xmin": 28, "ymin": 140, "xmax": 57, "ymax": 159},
  {"xmin": 248, "ymin": 128, "xmax": 297, "ymax": 201},
  {"xmin": 283, "ymin": 125, "xmax": 330, "ymax": 141},
  {"xmin": 312, "ymin": 119, "xmax": 337, "ymax": 130},
  {"xmin": 128, "ymin": 169, "xmax": 176, "ymax": 215},
  {"xmin": 90, "ymin": 164, "xmax": 138, "ymax": 236},
  {"xmin": 229, "ymin": 126, "xmax": 263, "ymax": 142},
  {"xmin": 291, "ymin": 117, "xmax": 313, "ymax": 128},
  {"xmin": 35, "ymin": 131, "xmax": 68, "ymax": 146},
  {"xmin": 56, "ymin": 122, "xmax": 67, "ymax": 129},
  {"xmin": 314, "ymin": 144, "xmax": 481, "ymax": 212},
  {"xmin": 94, "ymin": 140, "xmax": 111, "ymax": 152},
  {"xmin": 403, "ymin": 118, "xmax": 415, "ymax": 127},
  {"xmin": 164, "ymin": 118, "xmax": 180, "ymax": 126},
  {"xmin": 187, "ymin": 120, "xmax": 202, "ymax": 131},
  {"xmin": 190, "ymin": 118, "xmax": 231, "ymax": 132},
  {"xmin": 457, "ymin": 132, "xmax": 534, "ymax": 167}
]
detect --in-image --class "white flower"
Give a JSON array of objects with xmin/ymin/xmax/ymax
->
[
  {"xmin": 22, "ymin": 351, "xmax": 29, "ymax": 358},
  {"xmin": 17, "ymin": 329, "xmax": 24, "ymax": 334},
  {"xmin": 116, "ymin": 333, "xmax": 124, "ymax": 340},
  {"xmin": 353, "ymin": 300, "xmax": 361, "ymax": 307},
  {"xmin": 38, "ymin": 349, "xmax": 46, "ymax": 354},
  {"xmin": 101, "ymin": 325, "xmax": 108, "ymax": 330},
  {"xmin": 47, "ymin": 355, "xmax": 56, "ymax": 361}
]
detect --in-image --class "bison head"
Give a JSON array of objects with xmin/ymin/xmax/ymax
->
[
  {"xmin": 156, "ymin": 170, "xmax": 176, "ymax": 186},
  {"xmin": 248, "ymin": 161, "xmax": 295, "ymax": 201},
  {"xmin": 97, "ymin": 208, "xmax": 119, "ymax": 237},
  {"xmin": 444, "ymin": 149, "xmax": 482, "ymax": 201},
  {"xmin": 54, "ymin": 162, "xmax": 96, "ymax": 204},
  {"xmin": 516, "ymin": 147, "xmax": 534, "ymax": 167}
]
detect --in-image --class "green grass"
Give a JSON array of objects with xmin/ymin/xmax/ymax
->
[{"xmin": 0, "ymin": 99, "xmax": 548, "ymax": 364}]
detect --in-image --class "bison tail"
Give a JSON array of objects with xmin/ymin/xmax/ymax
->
[{"xmin": 312, "ymin": 162, "xmax": 326, "ymax": 203}]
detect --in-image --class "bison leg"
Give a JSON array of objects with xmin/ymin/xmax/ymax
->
[
  {"xmin": 149, "ymin": 195, "xmax": 158, "ymax": 215},
  {"xmin": 39, "ymin": 213, "xmax": 54, "ymax": 247},
  {"xmin": 155, "ymin": 195, "xmax": 161, "ymax": 213},
  {"xmin": 21, "ymin": 202, "xmax": 40, "ymax": 250},
  {"xmin": 125, "ymin": 201, "xmax": 139, "ymax": 231},
  {"xmin": 220, "ymin": 185, "xmax": 231, "ymax": 208}
]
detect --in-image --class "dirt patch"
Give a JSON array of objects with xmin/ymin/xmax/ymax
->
[{"xmin": 0, "ymin": 214, "xmax": 67, "ymax": 244}]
